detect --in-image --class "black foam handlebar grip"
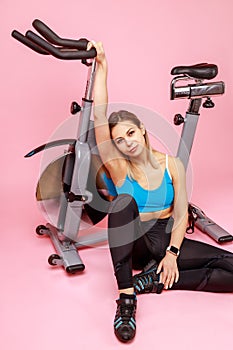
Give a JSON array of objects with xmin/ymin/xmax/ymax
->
[
  {"xmin": 11, "ymin": 30, "xmax": 49, "ymax": 55},
  {"xmin": 26, "ymin": 30, "xmax": 96, "ymax": 60},
  {"xmin": 32, "ymin": 19, "xmax": 89, "ymax": 50},
  {"xmin": 12, "ymin": 19, "xmax": 97, "ymax": 60}
]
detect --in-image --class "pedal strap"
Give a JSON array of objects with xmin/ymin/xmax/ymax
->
[{"xmin": 186, "ymin": 204, "xmax": 197, "ymax": 234}]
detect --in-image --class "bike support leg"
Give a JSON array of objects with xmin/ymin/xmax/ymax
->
[{"xmin": 177, "ymin": 100, "xmax": 233, "ymax": 243}]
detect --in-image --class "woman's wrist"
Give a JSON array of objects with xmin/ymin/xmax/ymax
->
[
  {"xmin": 165, "ymin": 251, "xmax": 178, "ymax": 259},
  {"xmin": 97, "ymin": 58, "xmax": 108, "ymax": 70}
]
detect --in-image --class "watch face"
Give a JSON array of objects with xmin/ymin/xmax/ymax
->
[{"xmin": 170, "ymin": 246, "xmax": 179, "ymax": 254}]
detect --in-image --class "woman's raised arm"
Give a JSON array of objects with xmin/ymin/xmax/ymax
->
[
  {"xmin": 90, "ymin": 42, "xmax": 108, "ymax": 124},
  {"xmin": 88, "ymin": 41, "xmax": 125, "ymax": 176}
]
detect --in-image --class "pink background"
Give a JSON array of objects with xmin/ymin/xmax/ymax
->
[{"xmin": 1, "ymin": 0, "xmax": 233, "ymax": 349}]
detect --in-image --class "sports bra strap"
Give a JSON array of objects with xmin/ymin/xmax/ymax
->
[{"xmin": 166, "ymin": 154, "xmax": 172, "ymax": 179}]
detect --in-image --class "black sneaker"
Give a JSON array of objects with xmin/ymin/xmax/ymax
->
[
  {"xmin": 133, "ymin": 259, "xmax": 164, "ymax": 294},
  {"xmin": 114, "ymin": 297, "xmax": 137, "ymax": 343}
]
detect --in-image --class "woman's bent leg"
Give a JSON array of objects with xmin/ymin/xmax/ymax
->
[
  {"xmin": 172, "ymin": 238, "xmax": 233, "ymax": 292},
  {"xmin": 108, "ymin": 194, "xmax": 146, "ymax": 290},
  {"xmin": 108, "ymin": 194, "xmax": 150, "ymax": 343}
]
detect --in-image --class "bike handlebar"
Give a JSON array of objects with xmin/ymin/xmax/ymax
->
[
  {"xmin": 11, "ymin": 19, "xmax": 97, "ymax": 60},
  {"xmin": 32, "ymin": 19, "xmax": 88, "ymax": 49},
  {"xmin": 11, "ymin": 30, "xmax": 49, "ymax": 55}
]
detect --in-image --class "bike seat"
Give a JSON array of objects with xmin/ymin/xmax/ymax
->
[{"xmin": 171, "ymin": 63, "xmax": 218, "ymax": 80}]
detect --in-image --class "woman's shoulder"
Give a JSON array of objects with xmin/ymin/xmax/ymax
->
[
  {"xmin": 152, "ymin": 150, "xmax": 165, "ymax": 162},
  {"xmin": 152, "ymin": 150, "xmax": 172, "ymax": 165},
  {"xmin": 152, "ymin": 150, "xmax": 185, "ymax": 176},
  {"xmin": 166, "ymin": 155, "xmax": 185, "ymax": 181}
]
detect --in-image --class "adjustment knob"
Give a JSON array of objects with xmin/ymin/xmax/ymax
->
[
  {"xmin": 174, "ymin": 114, "xmax": 184, "ymax": 125},
  {"xmin": 70, "ymin": 101, "xmax": 81, "ymax": 115},
  {"xmin": 203, "ymin": 97, "xmax": 215, "ymax": 108}
]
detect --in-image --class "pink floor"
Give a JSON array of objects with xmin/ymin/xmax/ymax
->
[
  {"xmin": 2, "ymin": 1, "xmax": 233, "ymax": 348},
  {"xmin": 1, "ymin": 182, "xmax": 233, "ymax": 350}
]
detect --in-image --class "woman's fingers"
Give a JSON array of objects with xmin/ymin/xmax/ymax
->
[
  {"xmin": 164, "ymin": 271, "xmax": 173, "ymax": 289},
  {"xmin": 87, "ymin": 42, "xmax": 93, "ymax": 50},
  {"xmin": 175, "ymin": 269, "xmax": 179, "ymax": 284},
  {"xmin": 87, "ymin": 40, "xmax": 96, "ymax": 50},
  {"xmin": 87, "ymin": 41, "xmax": 106, "ymax": 64},
  {"xmin": 87, "ymin": 41, "xmax": 102, "ymax": 51},
  {"xmin": 168, "ymin": 272, "xmax": 176, "ymax": 289},
  {"xmin": 156, "ymin": 262, "xmax": 163, "ymax": 274},
  {"xmin": 157, "ymin": 256, "xmax": 179, "ymax": 289},
  {"xmin": 161, "ymin": 268, "xmax": 179, "ymax": 289}
]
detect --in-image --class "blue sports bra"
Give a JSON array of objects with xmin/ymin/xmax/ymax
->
[{"xmin": 102, "ymin": 154, "xmax": 175, "ymax": 213}]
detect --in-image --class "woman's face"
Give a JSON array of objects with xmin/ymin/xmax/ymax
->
[{"xmin": 111, "ymin": 121, "xmax": 146, "ymax": 157}]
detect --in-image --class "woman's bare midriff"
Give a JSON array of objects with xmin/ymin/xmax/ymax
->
[{"xmin": 139, "ymin": 206, "xmax": 173, "ymax": 222}]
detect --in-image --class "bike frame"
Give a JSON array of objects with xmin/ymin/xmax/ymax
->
[{"xmin": 172, "ymin": 74, "xmax": 232, "ymax": 243}]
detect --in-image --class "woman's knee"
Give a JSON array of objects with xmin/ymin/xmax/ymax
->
[
  {"xmin": 108, "ymin": 194, "xmax": 138, "ymax": 215},
  {"xmin": 108, "ymin": 194, "xmax": 140, "ymax": 247}
]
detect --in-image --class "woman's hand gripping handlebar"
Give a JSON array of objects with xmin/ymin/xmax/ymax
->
[{"xmin": 11, "ymin": 19, "xmax": 97, "ymax": 60}]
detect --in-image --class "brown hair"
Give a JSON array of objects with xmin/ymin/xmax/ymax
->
[{"xmin": 108, "ymin": 110, "xmax": 158, "ymax": 179}]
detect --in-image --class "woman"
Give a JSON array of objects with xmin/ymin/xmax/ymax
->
[{"xmin": 88, "ymin": 41, "xmax": 233, "ymax": 343}]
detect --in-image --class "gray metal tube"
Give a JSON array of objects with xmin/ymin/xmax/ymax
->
[
  {"xmin": 176, "ymin": 112, "xmax": 199, "ymax": 170},
  {"xmin": 195, "ymin": 218, "xmax": 233, "ymax": 243}
]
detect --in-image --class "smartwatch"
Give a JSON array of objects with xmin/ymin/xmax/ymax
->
[{"xmin": 166, "ymin": 245, "xmax": 180, "ymax": 257}]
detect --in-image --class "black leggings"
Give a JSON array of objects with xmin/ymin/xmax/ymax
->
[{"xmin": 108, "ymin": 194, "xmax": 233, "ymax": 293}]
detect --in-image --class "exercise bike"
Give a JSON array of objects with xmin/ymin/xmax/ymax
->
[
  {"xmin": 12, "ymin": 19, "xmax": 233, "ymax": 274},
  {"xmin": 170, "ymin": 65, "xmax": 232, "ymax": 243},
  {"xmin": 12, "ymin": 19, "xmax": 111, "ymax": 273}
]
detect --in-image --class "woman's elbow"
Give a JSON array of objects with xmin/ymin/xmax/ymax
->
[{"xmin": 173, "ymin": 204, "xmax": 188, "ymax": 224}]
